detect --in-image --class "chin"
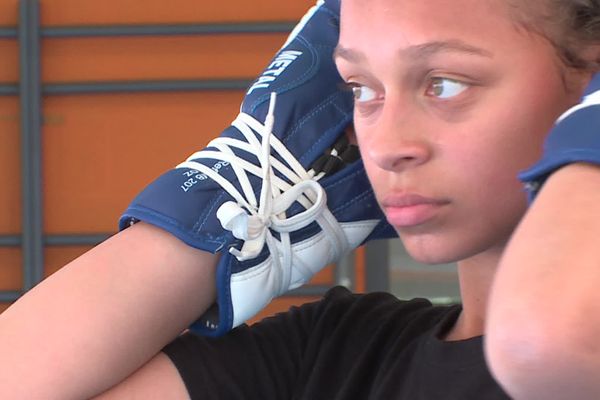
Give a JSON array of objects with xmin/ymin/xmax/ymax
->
[
  {"xmin": 408, "ymin": 250, "xmax": 461, "ymax": 265},
  {"xmin": 403, "ymin": 243, "xmax": 462, "ymax": 265},
  {"xmin": 400, "ymin": 234, "xmax": 473, "ymax": 265}
]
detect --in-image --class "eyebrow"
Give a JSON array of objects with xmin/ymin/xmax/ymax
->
[{"xmin": 333, "ymin": 39, "xmax": 493, "ymax": 63}]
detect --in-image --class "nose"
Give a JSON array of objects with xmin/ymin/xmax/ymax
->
[{"xmin": 359, "ymin": 99, "xmax": 433, "ymax": 172}]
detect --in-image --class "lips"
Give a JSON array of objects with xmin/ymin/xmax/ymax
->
[{"xmin": 381, "ymin": 193, "xmax": 449, "ymax": 228}]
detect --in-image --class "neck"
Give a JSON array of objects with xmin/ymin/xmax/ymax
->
[{"xmin": 443, "ymin": 247, "xmax": 502, "ymax": 341}]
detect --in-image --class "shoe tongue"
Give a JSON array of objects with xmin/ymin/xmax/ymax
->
[
  {"xmin": 236, "ymin": 0, "xmax": 352, "ymax": 168},
  {"xmin": 243, "ymin": 47, "xmax": 307, "ymax": 106},
  {"xmin": 240, "ymin": 37, "xmax": 316, "ymax": 124}
]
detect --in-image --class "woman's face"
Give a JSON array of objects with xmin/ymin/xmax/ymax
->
[{"xmin": 336, "ymin": 0, "xmax": 588, "ymax": 264}]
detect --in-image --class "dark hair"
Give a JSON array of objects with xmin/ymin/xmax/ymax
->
[
  {"xmin": 512, "ymin": 0, "xmax": 600, "ymax": 70},
  {"xmin": 552, "ymin": 0, "xmax": 600, "ymax": 69}
]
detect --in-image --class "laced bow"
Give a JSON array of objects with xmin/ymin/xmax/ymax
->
[{"xmin": 176, "ymin": 93, "xmax": 348, "ymax": 292}]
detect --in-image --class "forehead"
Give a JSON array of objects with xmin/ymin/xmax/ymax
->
[{"xmin": 339, "ymin": 0, "xmax": 518, "ymax": 52}]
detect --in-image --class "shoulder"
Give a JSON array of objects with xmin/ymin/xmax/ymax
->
[
  {"xmin": 273, "ymin": 286, "xmax": 449, "ymax": 343},
  {"xmin": 314, "ymin": 286, "xmax": 435, "ymax": 322}
]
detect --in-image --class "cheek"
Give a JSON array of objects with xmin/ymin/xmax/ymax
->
[
  {"xmin": 485, "ymin": 69, "xmax": 576, "ymax": 166},
  {"xmin": 445, "ymin": 103, "xmax": 559, "ymax": 233},
  {"xmin": 356, "ymin": 137, "xmax": 382, "ymax": 194},
  {"xmin": 449, "ymin": 125, "xmax": 540, "ymax": 208},
  {"xmin": 464, "ymin": 83, "xmax": 568, "ymax": 180},
  {"xmin": 355, "ymin": 127, "xmax": 385, "ymax": 190},
  {"xmin": 444, "ymin": 115, "xmax": 546, "ymax": 216},
  {"xmin": 446, "ymin": 138, "xmax": 526, "ymax": 212}
]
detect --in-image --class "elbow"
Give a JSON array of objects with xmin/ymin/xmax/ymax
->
[
  {"xmin": 484, "ymin": 320, "xmax": 551, "ymax": 400},
  {"xmin": 485, "ymin": 308, "xmax": 600, "ymax": 399}
]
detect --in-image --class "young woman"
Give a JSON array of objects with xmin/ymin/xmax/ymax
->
[
  {"xmin": 2, "ymin": 1, "xmax": 600, "ymax": 399},
  {"xmin": 335, "ymin": 1, "xmax": 600, "ymax": 399}
]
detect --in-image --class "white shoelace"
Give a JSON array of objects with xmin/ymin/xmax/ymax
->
[{"xmin": 176, "ymin": 93, "xmax": 348, "ymax": 293}]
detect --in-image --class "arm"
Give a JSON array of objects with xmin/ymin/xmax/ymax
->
[
  {"xmin": 0, "ymin": 2, "xmax": 383, "ymax": 396},
  {"xmin": 0, "ymin": 222, "xmax": 217, "ymax": 400},
  {"xmin": 486, "ymin": 163, "xmax": 600, "ymax": 399}
]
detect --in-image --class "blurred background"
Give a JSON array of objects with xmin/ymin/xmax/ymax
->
[{"xmin": 0, "ymin": 0, "xmax": 459, "ymax": 321}]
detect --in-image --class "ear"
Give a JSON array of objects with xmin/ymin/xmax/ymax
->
[
  {"xmin": 564, "ymin": 44, "xmax": 600, "ymax": 96},
  {"xmin": 579, "ymin": 43, "xmax": 600, "ymax": 67},
  {"xmin": 563, "ymin": 56, "xmax": 599, "ymax": 102},
  {"xmin": 572, "ymin": 68, "xmax": 596, "ymax": 95}
]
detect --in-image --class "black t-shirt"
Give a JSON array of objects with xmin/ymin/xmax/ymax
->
[{"xmin": 164, "ymin": 286, "xmax": 510, "ymax": 399}]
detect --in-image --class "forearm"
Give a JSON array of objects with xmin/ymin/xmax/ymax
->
[
  {"xmin": 0, "ymin": 222, "xmax": 217, "ymax": 400},
  {"xmin": 486, "ymin": 163, "xmax": 600, "ymax": 399}
]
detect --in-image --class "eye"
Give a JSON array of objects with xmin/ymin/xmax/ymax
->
[
  {"xmin": 350, "ymin": 84, "xmax": 378, "ymax": 103},
  {"xmin": 426, "ymin": 77, "xmax": 468, "ymax": 99}
]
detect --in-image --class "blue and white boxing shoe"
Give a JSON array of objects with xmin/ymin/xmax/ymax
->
[
  {"xmin": 520, "ymin": 74, "xmax": 600, "ymax": 200},
  {"xmin": 119, "ymin": 0, "xmax": 395, "ymax": 337}
]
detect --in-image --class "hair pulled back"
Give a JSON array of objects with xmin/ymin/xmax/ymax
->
[
  {"xmin": 552, "ymin": 0, "xmax": 600, "ymax": 69},
  {"xmin": 513, "ymin": 0, "xmax": 600, "ymax": 69}
]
